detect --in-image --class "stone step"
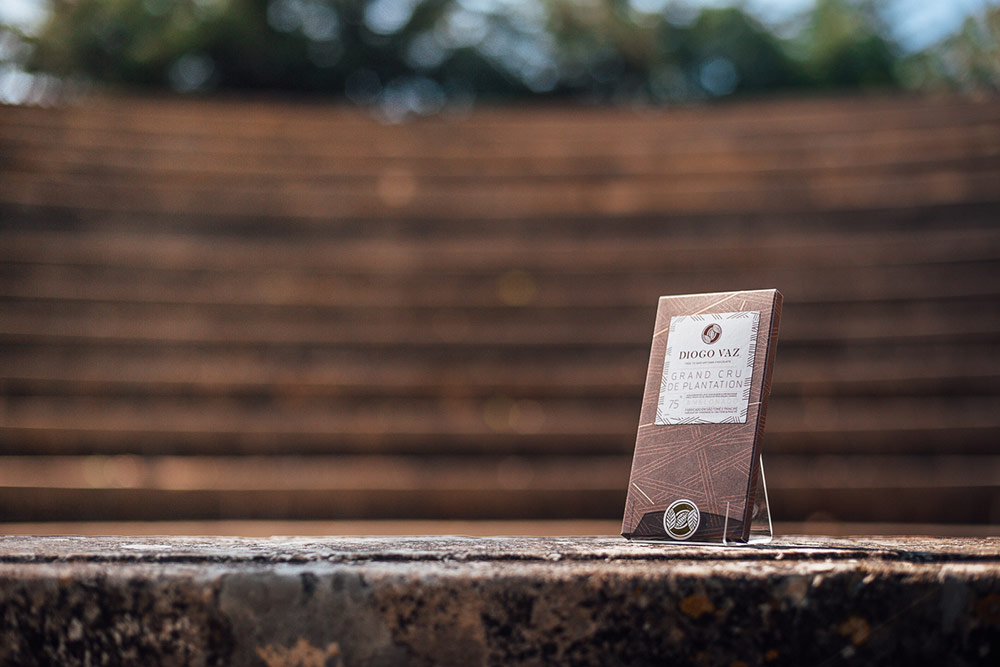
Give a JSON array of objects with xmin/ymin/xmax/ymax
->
[
  {"xmin": 1, "ymin": 94, "xmax": 996, "ymax": 140},
  {"xmin": 3, "ymin": 297, "xmax": 998, "ymax": 346},
  {"xmin": 4, "ymin": 341, "xmax": 997, "ymax": 399},
  {"xmin": 0, "ymin": 536, "xmax": 996, "ymax": 665},
  {"xmin": 2, "ymin": 394, "xmax": 998, "ymax": 455},
  {"xmin": 3, "ymin": 201, "xmax": 995, "ymax": 237},
  {"xmin": 4, "ymin": 167, "xmax": 998, "ymax": 218},
  {"xmin": 5, "ymin": 126, "xmax": 996, "ymax": 178},
  {"xmin": 4, "ymin": 227, "xmax": 997, "ymax": 271},
  {"xmin": 3, "ymin": 262, "xmax": 997, "ymax": 308},
  {"xmin": 0, "ymin": 455, "xmax": 996, "ymax": 523}
]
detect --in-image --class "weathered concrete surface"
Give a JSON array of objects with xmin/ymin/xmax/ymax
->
[{"xmin": 1, "ymin": 536, "xmax": 998, "ymax": 666}]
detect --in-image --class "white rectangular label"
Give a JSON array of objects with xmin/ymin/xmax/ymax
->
[{"xmin": 656, "ymin": 311, "xmax": 760, "ymax": 425}]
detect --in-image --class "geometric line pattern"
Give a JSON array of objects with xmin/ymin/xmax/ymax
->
[{"xmin": 622, "ymin": 289, "xmax": 781, "ymax": 543}]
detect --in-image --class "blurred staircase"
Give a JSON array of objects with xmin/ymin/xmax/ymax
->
[{"xmin": 0, "ymin": 94, "xmax": 998, "ymax": 534}]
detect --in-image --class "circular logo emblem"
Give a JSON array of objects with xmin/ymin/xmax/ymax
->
[
  {"xmin": 663, "ymin": 499, "xmax": 701, "ymax": 540},
  {"xmin": 701, "ymin": 323, "xmax": 722, "ymax": 345}
]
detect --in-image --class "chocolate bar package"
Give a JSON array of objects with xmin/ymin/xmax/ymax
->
[{"xmin": 622, "ymin": 289, "xmax": 782, "ymax": 543}]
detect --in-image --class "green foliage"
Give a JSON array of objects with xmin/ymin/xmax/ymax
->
[
  {"xmin": 15, "ymin": 0, "xmax": 917, "ymax": 108},
  {"xmin": 676, "ymin": 8, "xmax": 806, "ymax": 94},
  {"xmin": 899, "ymin": 7, "xmax": 1000, "ymax": 92},
  {"xmin": 794, "ymin": 0, "xmax": 897, "ymax": 87}
]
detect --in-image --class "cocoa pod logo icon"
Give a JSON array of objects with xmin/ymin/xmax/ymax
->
[{"xmin": 663, "ymin": 499, "xmax": 700, "ymax": 540}]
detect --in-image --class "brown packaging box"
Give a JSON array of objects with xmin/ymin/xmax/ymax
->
[{"xmin": 622, "ymin": 289, "xmax": 782, "ymax": 543}]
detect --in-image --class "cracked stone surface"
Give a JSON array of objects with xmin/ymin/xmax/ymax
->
[{"xmin": 1, "ymin": 536, "xmax": 998, "ymax": 665}]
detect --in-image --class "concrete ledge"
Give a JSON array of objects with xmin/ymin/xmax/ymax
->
[{"xmin": 1, "ymin": 536, "xmax": 998, "ymax": 665}]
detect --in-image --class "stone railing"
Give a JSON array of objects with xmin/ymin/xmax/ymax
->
[{"xmin": 1, "ymin": 536, "xmax": 997, "ymax": 665}]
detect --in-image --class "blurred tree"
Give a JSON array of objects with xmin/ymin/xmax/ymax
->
[
  {"xmin": 900, "ymin": 6, "xmax": 1000, "ymax": 93},
  {"xmin": 13, "ymin": 0, "xmax": 947, "ymax": 112},
  {"xmin": 543, "ymin": 3, "xmax": 805, "ymax": 102},
  {"xmin": 794, "ymin": 0, "xmax": 898, "ymax": 88},
  {"xmin": 675, "ymin": 8, "xmax": 806, "ymax": 96}
]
